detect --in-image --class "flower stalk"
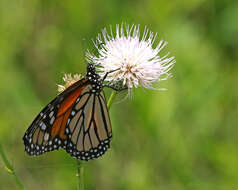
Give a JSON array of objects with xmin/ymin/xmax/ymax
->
[
  {"xmin": 76, "ymin": 160, "xmax": 84, "ymax": 190},
  {"xmin": 0, "ymin": 144, "xmax": 26, "ymax": 190},
  {"xmin": 107, "ymin": 90, "xmax": 118, "ymax": 110}
]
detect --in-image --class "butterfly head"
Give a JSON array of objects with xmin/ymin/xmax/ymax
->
[
  {"xmin": 86, "ymin": 63, "xmax": 96, "ymax": 74},
  {"xmin": 86, "ymin": 64, "xmax": 100, "ymax": 80}
]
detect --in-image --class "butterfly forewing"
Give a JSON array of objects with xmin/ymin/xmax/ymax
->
[
  {"xmin": 23, "ymin": 78, "xmax": 88, "ymax": 156},
  {"xmin": 23, "ymin": 96, "xmax": 61, "ymax": 155}
]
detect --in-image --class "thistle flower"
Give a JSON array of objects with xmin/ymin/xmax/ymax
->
[
  {"xmin": 87, "ymin": 24, "xmax": 175, "ymax": 93},
  {"xmin": 58, "ymin": 73, "xmax": 82, "ymax": 92}
]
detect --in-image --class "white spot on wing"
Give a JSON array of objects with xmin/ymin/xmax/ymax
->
[
  {"xmin": 44, "ymin": 133, "xmax": 49, "ymax": 141},
  {"xmin": 66, "ymin": 128, "xmax": 69, "ymax": 134},
  {"xmin": 49, "ymin": 111, "xmax": 54, "ymax": 118},
  {"xmin": 50, "ymin": 116, "xmax": 55, "ymax": 125},
  {"xmin": 71, "ymin": 110, "xmax": 76, "ymax": 116},
  {"xmin": 41, "ymin": 122, "xmax": 47, "ymax": 130}
]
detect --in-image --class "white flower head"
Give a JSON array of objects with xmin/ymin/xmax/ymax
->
[
  {"xmin": 87, "ymin": 24, "xmax": 175, "ymax": 93},
  {"xmin": 58, "ymin": 73, "xmax": 82, "ymax": 93}
]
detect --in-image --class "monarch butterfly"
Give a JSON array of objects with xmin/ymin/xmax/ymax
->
[{"xmin": 23, "ymin": 64, "xmax": 122, "ymax": 161}]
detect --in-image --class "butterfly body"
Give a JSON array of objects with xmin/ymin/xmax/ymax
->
[{"xmin": 23, "ymin": 64, "xmax": 112, "ymax": 161}]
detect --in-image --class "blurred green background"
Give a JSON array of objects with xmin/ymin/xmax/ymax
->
[{"xmin": 1, "ymin": 0, "xmax": 238, "ymax": 189}]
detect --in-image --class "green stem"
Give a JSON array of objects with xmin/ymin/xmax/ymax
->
[
  {"xmin": 76, "ymin": 160, "xmax": 84, "ymax": 190},
  {"xmin": 107, "ymin": 90, "xmax": 118, "ymax": 110},
  {"xmin": 75, "ymin": 90, "xmax": 117, "ymax": 189},
  {"xmin": 0, "ymin": 144, "xmax": 26, "ymax": 190}
]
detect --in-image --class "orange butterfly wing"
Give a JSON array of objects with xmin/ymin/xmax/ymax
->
[
  {"xmin": 23, "ymin": 76, "xmax": 112, "ymax": 161},
  {"xmin": 51, "ymin": 85, "xmax": 86, "ymax": 139},
  {"xmin": 23, "ymin": 79, "xmax": 88, "ymax": 155}
]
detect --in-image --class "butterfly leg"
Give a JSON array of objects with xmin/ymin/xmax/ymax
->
[
  {"xmin": 103, "ymin": 84, "xmax": 128, "ymax": 92},
  {"xmin": 102, "ymin": 68, "xmax": 120, "ymax": 81}
]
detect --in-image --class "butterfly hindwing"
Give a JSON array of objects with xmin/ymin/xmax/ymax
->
[{"xmin": 63, "ymin": 86, "xmax": 112, "ymax": 161}]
